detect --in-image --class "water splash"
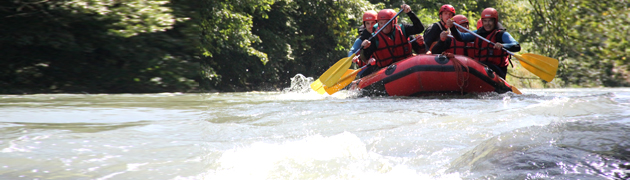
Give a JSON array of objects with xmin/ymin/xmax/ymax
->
[
  {"xmin": 281, "ymin": 74, "xmax": 314, "ymax": 94},
  {"xmin": 277, "ymin": 74, "xmax": 361, "ymax": 99}
]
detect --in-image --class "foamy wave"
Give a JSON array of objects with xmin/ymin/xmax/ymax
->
[{"xmin": 194, "ymin": 132, "xmax": 450, "ymax": 179}]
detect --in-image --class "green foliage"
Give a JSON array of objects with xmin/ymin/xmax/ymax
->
[
  {"xmin": 194, "ymin": 0, "xmax": 275, "ymax": 90},
  {"xmin": 0, "ymin": 0, "xmax": 199, "ymax": 93},
  {"xmin": 197, "ymin": 0, "xmax": 375, "ymax": 91},
  {"xmin": 59, "ymin": 0, "xmax": 181, "ymax": 37},
  {"xmin": 197, "ymin": 0, "xmax": 272, "ymax": 60},
  {"xmin": 514, "ymin": 0, "xmax": 630, "ymax": 87}
]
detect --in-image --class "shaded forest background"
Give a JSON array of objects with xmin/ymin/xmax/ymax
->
[{"xmin": 1, "ymin": 0, "xmax": 628, "ymax": 93}]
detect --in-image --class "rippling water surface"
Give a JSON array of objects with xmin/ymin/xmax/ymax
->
[{"xmin": 1, "ymin": 87, "xmax": 629, "ymax": 179}]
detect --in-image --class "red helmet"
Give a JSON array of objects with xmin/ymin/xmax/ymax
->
[
  {"xmin": 439, "ymin": 4, "xmax": 456, "ymax": 15},
  {"xmin": 377, "ymin": 9, "xmax": 398, "ymax": 25},
  {"xmin": 363, "ymin": 10, "xmax": 377, "ymax": 22},
  {"xmin": 477, "ymin": 19, "xmax": 483, "ymax": 29},
  {"xmin": 453, "ymin": 15, "xmax": 468, "ymax": 25},
  {"xmin": 481, "ymin": 8, "xmax": 499, "ymax": 21}
]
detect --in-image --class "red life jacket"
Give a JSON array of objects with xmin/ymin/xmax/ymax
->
[
  {"xmin": 474, "ymin": 30, "xmax": 509, "ymax": 67},
  {"xmin": 445, "ymin": 38, "xmax": 476, "ymax": 57},
  {"xmin": 372, "ymin": 25, "xmax": 412, "ymax": 67}
]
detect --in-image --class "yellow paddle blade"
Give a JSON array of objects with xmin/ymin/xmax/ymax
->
[
  {"xmin": 309, "ymin": 79, "xmax": 327, "ymax": 94},
  {"xmin": 511, "ymin": 86, "xmax": 523, "ymax": 95},
  {"xmin": 324, "ymin": 69, "xmax": 359, "ymax": 95},
  {"xmin": 319, "ymin": 54, "xmax": 354, "ymax": 87},
  {"xmin": 514, "ymin": 53, "xmax": 559, "ymax": 82},
  {"xmin": 522, "ymin": 53, "xmax": 560, "ymax": 68},
  {"xmin": 310, "ymin": 78, "xmax": 321, "ymax": 91}
]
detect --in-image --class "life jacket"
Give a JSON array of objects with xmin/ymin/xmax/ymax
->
[
  {"xmin": 475, "ymin": 29, "xmax": 509, "ymax": 67},
  {"xmin": 372, "ymin": 25, "xmax": 412, "ymax": 67},
  {"xmin": 445, "ymin": 38, "xmax": 476, "ymax": 57}
]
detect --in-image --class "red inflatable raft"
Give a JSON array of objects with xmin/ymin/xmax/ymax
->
[{"xmin": 349, "ymin": 54, "xmax": 517, "ymax": 96}]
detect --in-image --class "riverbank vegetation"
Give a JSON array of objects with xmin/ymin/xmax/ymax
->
[{"xmin": 1, "ymin": 0, "xmax": 627, "ymax": 93}]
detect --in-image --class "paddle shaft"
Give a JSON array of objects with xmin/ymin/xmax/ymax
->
[
  {"xmin": 409, "ymin": 36, "xmax": 418, "ymax": 43},
  {"xmin": 351, "ymin": 9, "xmax": 405, "ymax": 55},
  {"xmin": 343, "ymin": 65, "xmax": 368, "ymax": 80},
  {"xmin": 412, "ymin": 34, "xmax": 453, "ymax": 42},
  {"xmin": 453, "ymin": 22, "xmax": 516, "ymax": 56}
]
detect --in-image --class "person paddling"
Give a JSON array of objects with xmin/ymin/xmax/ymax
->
[
  {"xmin": 358, "ymin": 4, "xmax": 425, "ymax": 77},
  {"xmin": 430, "ymin": 15, "xmax": 476, "ymax": 57},
  {"xmin": 423, "ymin": 4, "xmax": 456, "ymax": 54},
  {"xmin": 348, "ymin": 10, "xmax": 378, "ymax": 58},
  {"xmin": 447, "ymin": 8, "xmax": 521, "ymax": 79}
]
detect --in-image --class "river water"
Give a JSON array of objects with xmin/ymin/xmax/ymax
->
[{"xmin": 1, "ymin": 84, "xmax": 629, "ymax": 179}]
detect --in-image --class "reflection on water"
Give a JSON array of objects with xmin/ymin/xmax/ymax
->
[{"xmin": 0, "ymin": 88, "xmax": 629, "ymax": 179}]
